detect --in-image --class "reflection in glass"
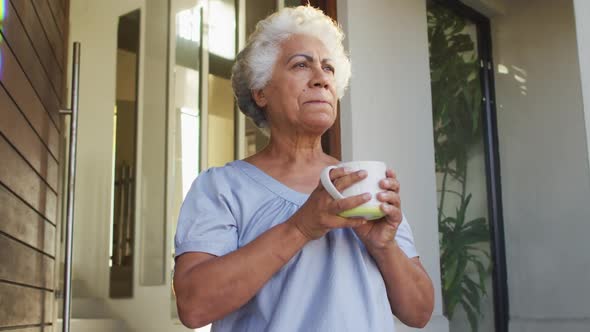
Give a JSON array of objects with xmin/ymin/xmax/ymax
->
[
  {"xmin": 427, "ymin": 2, "xmax": 495, "ymax": 332},
  {"xmin": 207, "ymin": 0, "xmax": 236, "ymax": 168},
  {"xmin": 241, "ymin": 0, "xmax": 276, "ymax": 157},
  {"xmin": 180, "ymin": 106, "xmax": 200, "ymax": 197},
  {"xmin": 167, "ymin": 0, "xmax": 277, "ymax": 320},
  {"xmin": 177, "ymin": 7, "xmax": 200, "ymax": 42},
  {"xmin": 284, "ymin": 0, "xmax": 301, "ymax": 8},
  {"xmin": 168, "ymin": 0, "xmax": 203, "ymax": 320},
  {"xmin": 110, "ymin": 9, "xmax": 140, "ymax": 298},
  {"xmin": 209, "ymin": 0, "xmax": 236, "ymax": 59}
]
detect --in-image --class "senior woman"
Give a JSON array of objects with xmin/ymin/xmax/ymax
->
[{"xmin": 173, "ymin": 6, "xmax": 434, "ymax": 331}]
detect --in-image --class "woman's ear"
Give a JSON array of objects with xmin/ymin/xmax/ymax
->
[{"xmin": 252, "ymin": 89, "xmax": 267, "ymax": 108}]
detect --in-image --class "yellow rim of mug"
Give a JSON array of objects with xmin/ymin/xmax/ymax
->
[{"xmin": 339, "ymin": 206, "xmax": 385, "ymax": 221}]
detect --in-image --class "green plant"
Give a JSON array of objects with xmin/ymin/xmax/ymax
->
[{"xmin": 427, "ymin": 3, "xmax": 492, "ymax": 331}]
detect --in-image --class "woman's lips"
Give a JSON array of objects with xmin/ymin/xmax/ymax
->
[{"xmin": 304, "ymin": 100, "xmax": 331, "ymax": 106}]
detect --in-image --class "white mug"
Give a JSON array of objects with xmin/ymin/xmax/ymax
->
[{"xmin": 320, "ymin": 161, "xmax": 387, "ymax": 220}]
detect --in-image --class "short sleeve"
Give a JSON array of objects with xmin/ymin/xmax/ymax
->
[
  {"xmin": 174, "ymin": 168, "xmax": 239, "ymax": 258},
  {"xmin": 395, "ymin": 212, "xmax": 419, "ymax": 258}
]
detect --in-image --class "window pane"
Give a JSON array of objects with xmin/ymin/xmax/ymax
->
[
  {"xmin": 207, "ymin": 0, "xmax": 237, "ymax": 168},
  {"xmin": 427, "ymin": 2, "xmax": 496, "ymax": 331}
]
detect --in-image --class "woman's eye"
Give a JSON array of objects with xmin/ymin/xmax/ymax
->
[
  {"xmin": 323, "ymin": 65, "xmax": 335, "ymax": 73},
  {"xmin": 294, "ymin": 62, "xmax": 307, "ymax": 68}
]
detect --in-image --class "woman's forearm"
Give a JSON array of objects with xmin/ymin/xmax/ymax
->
[
  {"xmin": 368, "ymin": 243, "xmax": 435, "ymax": 328},
  {"xmin": 174, "ymin": 218, "xmax": 310, "ymax": 328}
]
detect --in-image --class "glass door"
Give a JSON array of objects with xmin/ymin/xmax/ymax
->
[
  {"xmin": 427, "ymin": 1, "xmax": 507, "ymax": 331},
  {"xmin": 166, "ymin": 0, "xmax": 277, "ymax": 328}
]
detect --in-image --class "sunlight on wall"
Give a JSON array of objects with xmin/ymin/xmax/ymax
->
[
  {"xmin": 177, "ymin": 7, "xmax": 201, "ymax": 42},
  {"xmin": 209, "ymin": 0, "xmax": 235, "ymax": 59},
  {"xmin": 512, "ymin": 65, "xmax": 528, "ymax": 96},
  {"xmin": 498, "ymin": 64, "xmax": 529, "ymax": 96}
]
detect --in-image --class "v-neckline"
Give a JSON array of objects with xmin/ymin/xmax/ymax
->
[{"xmin": 231, "ymin": 160, "xmax": 310, "ymax": 205}]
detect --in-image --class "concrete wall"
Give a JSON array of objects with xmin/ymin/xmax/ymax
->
[
  {"xmin": 492, "ymin": 0, "xmax": 590, "ymax": 330},
  {"xmin": 338, "ymin": 1, "xmax": 447, "ymax": 331}
]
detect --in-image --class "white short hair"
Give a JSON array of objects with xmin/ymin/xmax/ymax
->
[{"xmin": 231, "ymin": 5, "xmax": 352, "ymax": 128}]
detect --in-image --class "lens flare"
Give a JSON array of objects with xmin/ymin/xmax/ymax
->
[
  {"xmin": 0, "ymin": 0, "xmax": 5, "ymax": 27},
  {"xmin": 0, "ymin": 0, "xmax": 5, "ymax": 22}
]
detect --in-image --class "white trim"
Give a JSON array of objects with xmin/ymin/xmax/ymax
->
[
  {"xmin": 135, "ymin": 0, "xmax": 149, "ymax": 288},
  {"xmin": 236, "ymin": 0, "xmax": 247, "ymax": 159},
  {"xmin": 574, "ymin": 0, "xmax": 590, "ymax": 173},
  {"xmin": 200, "ymin": 3, "xmax": 210, "ymax": 171}
]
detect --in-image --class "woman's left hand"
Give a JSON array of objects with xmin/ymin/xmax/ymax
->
[{"xmin": 353, "ymin": 168, "xmax": 403, "ymax": 251}]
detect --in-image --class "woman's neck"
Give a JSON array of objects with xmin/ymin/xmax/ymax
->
[
  {"xmin": 262, "ymin": 131, "xmax": 325, "ymax": 164},
  {"xmin": 243, "ymin": 129, "xmax": 339, "ymax": 194},
  {"xmin": 245, "ymin": 130, "xmax": 337, "ymax": 171}
]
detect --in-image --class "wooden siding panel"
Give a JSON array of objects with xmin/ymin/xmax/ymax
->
[
  {"xmin": 0, "ymin": 88, "xmax": 59, "ymax": 191},
  {"xmin": 2, "ymin": 2, "xmax": 63, "ymax": 99},
  {"xmin": 30, "ymin": 0, "xmax": 65, "ymax": 70},
  {"xmin": 0, "ymin": 43, "xmax": 60, "ymax": 145},
  {"xmin": 0, "ymin": 235, "xmax": 55, "ymax": 289},
  {"xmin": 10, "ymin": 0, "xmax": 66, "ymax": 86},
  {"xmin": 0, "ymin": 32, "xmax": 61, "ymax": 127},
  {"xmin": 0, "ymin": 137, "xmax": 57, "ymax": 224},
  {"xmin": 0, "ymin": 85, "xmax": 59, "ymax": 159},
  {"xmin": 0, "ymin": 283, "xmax": 53, "ymax": 327},
  {"xmin": 1, "ymin": 0, "xmax": 67, "ymax": 329},
  {"xmin": 0, "ymin": 185, "xmax": 56, "ymax": 256},
  {"xmin": 48, "ymin": 0, "xmax": 66, "ymax": 37}
]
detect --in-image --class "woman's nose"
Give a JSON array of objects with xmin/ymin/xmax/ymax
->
[{"xmin": 309, "ymin": 66, "xmax": 331, "ymax": 89}]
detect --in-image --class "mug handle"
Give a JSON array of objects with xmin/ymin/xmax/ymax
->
[{"xmin": 320, "ymin": 165, "xmax": 345, "ymax": 200}]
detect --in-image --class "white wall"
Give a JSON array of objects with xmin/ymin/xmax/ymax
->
[
  {"xmin": 338, "ymin": 1, "xmax": 447, "ymax": 331},
  {"xmin": 137, "ymin": 0, "xmax": 169, "ymax": 288},
  {"xmin": 492, "ymin": 0, "xmax": 590, "ymax": 330},
  {"xmin": 574, "ymin": 0, "xmax": 590, "ymax": 170}
]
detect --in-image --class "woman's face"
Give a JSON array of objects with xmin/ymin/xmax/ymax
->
[{"xmin": 254, "ymin": 34, "xmax": 338, "ymax": 135}]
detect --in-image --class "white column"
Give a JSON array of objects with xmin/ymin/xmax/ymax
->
[
  {"xmin": 338, "ymin": 1, "xmax": 447, "ymax": 331},
  {"xmin": 574, "ymin": 0, "xmax": 590, "ymax": 170}
]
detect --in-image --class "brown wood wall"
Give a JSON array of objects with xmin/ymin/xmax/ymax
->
[{"xmin": 1, "ymin": 0, "xmax": 69, "ymax": 330}]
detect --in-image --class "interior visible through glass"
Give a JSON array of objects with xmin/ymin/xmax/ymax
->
[
  {"xmin": 167, "ymin": 0, "xmax": 278, "ymax": 325},
  {"xmin": 110, "ymin": 9, "xmax": 140, "ymax": 299}
]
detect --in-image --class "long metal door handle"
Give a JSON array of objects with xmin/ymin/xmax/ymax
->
[{"xmin": 61, "ymin": 42, "xmax": 81, "ymax": 332}]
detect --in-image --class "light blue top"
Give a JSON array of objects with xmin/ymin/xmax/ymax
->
[{"xmin": 175, "ymin": 160, "xmax": 419, "ymax": 332}]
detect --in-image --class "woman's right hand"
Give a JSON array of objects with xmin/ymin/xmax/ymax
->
[{"xmin": 288, "ymin": 167, "xmax": 372, "ymax": 240}]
